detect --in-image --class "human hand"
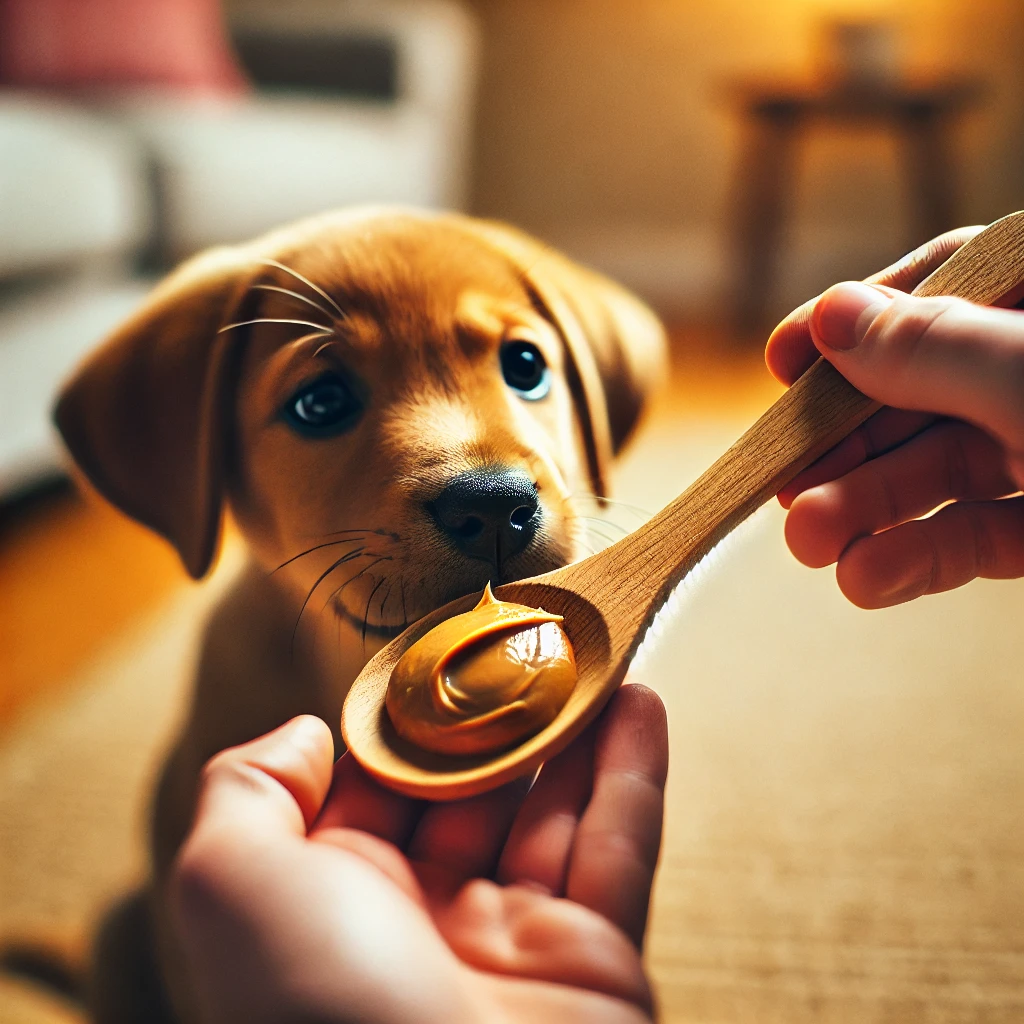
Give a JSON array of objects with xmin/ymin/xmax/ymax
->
[
  {"xmin": 171, "ymin": 685, "xmax": 668, "ymax": 1024},
  {"xmin": 765, "ymin": 228, "xmax": 1024, "ymax": 608}
]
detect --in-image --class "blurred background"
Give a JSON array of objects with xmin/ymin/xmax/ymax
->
[{"xmin": 2, "ymin": 2, "xmax": 1024, "ymax": 1022}]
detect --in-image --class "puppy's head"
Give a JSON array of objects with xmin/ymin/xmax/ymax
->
[{"xmin": 56, "ymin": 209, "xmax": 664, "ymax": 645}]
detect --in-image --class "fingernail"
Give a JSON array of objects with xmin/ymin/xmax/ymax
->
[
  {"xmin": 277, "ymin": 715, "xmax": 328, "ymax": 752},
  {"xmin": 812, "ymin": 282, "xmax": 891, "ymax": 351}
]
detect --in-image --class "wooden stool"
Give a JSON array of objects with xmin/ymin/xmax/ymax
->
[{"xmin": 727, "ymin": 78, "xmax": 983, "ymax": 330}]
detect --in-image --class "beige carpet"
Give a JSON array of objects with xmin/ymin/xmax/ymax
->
[{"xmin": 2, "ymin": 401, "xmax": 1024, "ymax": 1023}]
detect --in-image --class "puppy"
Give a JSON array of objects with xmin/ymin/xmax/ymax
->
[{"xmin": 54, "ymin": 207, "xmax": 666, "ymax": 1022}]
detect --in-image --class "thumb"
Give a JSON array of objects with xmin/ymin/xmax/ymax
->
[
  {"xmin": 189, "ymin": 715, "xmax": 335, "ymax": 845},
  {"xmin": 810, "ymin": 282, "xmax": 1024, "ymax": 470}
]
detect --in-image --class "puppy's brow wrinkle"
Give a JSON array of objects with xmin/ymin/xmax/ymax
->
[{"xmin": 257, "ymin": 258, "xmax": 346, "ymax": 320}]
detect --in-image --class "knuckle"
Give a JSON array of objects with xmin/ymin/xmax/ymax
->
[
  {"xmin": 170, "ymin": 837, "xmax": 224, "ymax": 920},
  {"xmin": 198, "ymin": 754, "xmax": 269, "ymax": 805},
  {"xmin": 1001, "ymin": 346, "xmax": 1024, "ymax": 443},
  {"xmin": 865, "ymin": 461, "xmax": 900, "ymax": 526},
  {"xmin": 198, "ymin": 749, "xmax": 236, "ymax": 790},
  {"xmin": 582, "ymin": 826, "xmax": 654, "ymax": 871},
  {"xmin": 868, "ymin": 295, "xmax": 956, "ymax": 361},
  {"xmin": 202, "ymin": 750, "xmax": 250, "ymax": 787},
  {"xmin": 960, "ymin": 503, "xmax": 998, "ymax": 576}
]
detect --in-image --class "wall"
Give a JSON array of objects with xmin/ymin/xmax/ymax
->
[
  {"xmin": 464, "ymin": 0, "xmax": 1024, "ymax": 318},
  {"xmin": 228, "ymin": 0, "xmax": 1024, "ymax": 320}
]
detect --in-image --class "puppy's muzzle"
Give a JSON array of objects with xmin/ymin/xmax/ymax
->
[{"xmin": 428, "ymin": 467, "xmax": 539, "ymax": 564}]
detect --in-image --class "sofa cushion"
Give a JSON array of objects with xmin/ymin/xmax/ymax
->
[
  {"xmin": 111, "ymin": 93, "xmax": 455, "ymax": 258},
  {"xmin": 0, "ymin": 95, "xmax": 152, "ymax": 277}
]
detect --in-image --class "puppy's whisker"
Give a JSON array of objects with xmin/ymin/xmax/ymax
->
[
  {"xmin": 298, "ymin": 556, "xmax": 387, "ymax": 663},
  {"xmin": 566, "ymin": 494, "xmax": 652, "ymax": 520},
  {"xmin": 218, "ymin": 318, "xmax": 334, "ymax": 334},
  {"xmin": 250, "ymin": 283, "xmax": 336, "ymax": 322},
  {"xmin": 292, "ymin": 547, "xmax": 373, "ymax": 644},
  {"xmin": 323, "ymin": 526, "xmax": 401, "ymax": 541},
  {"xmin": 291, "ymin": 551, "xmax": 366, "ymax": 664},
  {"xmin": 319, "ymin": 558, "xmax": 384, "ymax": 616},
  {"xmin": 271, "ymin": 536, "xmax": 368, "ymax": 574},
  {"xmin": 257, "ymin": 258, "xmax": 346, "ymax": 320},
  {"xmin": 583, "ymin": 527, "xmax": 620, "ymax": 549},
  {"xmin": 312, "ymin": 555, "xmax": 392, "ymax": 647},
  {"xmin": 575, "ymin": 515, "xmax": 629, "ymax": 536},
  {"xmin": 362, "ymin": 576, "xmax": 389, "ymax": 648},
  {"xmin": 292, "ymin": 331, "xmax": 338, "ymax": 352}
]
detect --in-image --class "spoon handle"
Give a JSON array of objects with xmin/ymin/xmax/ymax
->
[{"xmin": 566, "ymin": 211, "xmax": 1024, "ymax": 660}]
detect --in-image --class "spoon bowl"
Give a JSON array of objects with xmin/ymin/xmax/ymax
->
[
  {"xmin": 343, "ymin": 210, "xmax": 1024, "ymax": 800},
  {"xmin": 344, "ymin": 582, "xmax": 612, "ymax": 799}
]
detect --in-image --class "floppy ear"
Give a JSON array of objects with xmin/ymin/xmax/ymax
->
[
  {"xmin": 54, "ymin": 245, "xmax": 259, "ymax": 579},
  {"xmin": 456, "ymin": 218, "xmax": 667, "ymax": 496}
]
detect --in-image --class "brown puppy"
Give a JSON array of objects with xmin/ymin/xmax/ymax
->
[{"xmin": 55, "ymin": 207, "xmax": 666, "ymax": 1022}]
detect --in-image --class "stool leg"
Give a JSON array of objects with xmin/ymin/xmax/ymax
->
[
  {"xmin": 731, "ymin": 111, "xmax": 798, "ymax": 332},
  {"xmin": 904, "ymin": 109, "xmax": 956, "ymax": 244}
]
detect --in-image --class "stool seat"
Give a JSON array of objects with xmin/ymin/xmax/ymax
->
[{"xmin": 726, "ymin": 76, "xmax": 985, "ymax": 330}]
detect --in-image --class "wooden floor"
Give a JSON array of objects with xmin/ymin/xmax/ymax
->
[
  {"xmin": 5, "ymin": 329, "xmax": 1024, "ymax": 1024},
  {"xmin": 0, "ymin": 482, "xmax": 185, "ymax": 726}
]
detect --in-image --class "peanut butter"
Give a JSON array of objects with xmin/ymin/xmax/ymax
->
[{"xmin": 386, "ymin": 583, "xmax": 577, "ymax": 756}]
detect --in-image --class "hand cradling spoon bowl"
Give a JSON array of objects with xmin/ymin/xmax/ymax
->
[{"xmin": 343, "ymin": 210, "xmax": 1024, "ymax": 800}]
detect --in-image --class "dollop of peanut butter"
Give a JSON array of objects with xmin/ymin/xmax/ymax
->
[{"xmin": 386, "ymin": 584, "xmax": 577, "ymax": 756}]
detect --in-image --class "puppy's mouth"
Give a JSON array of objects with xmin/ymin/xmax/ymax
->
[
  {"xmin": 333, "ymin": 598, "xmax": 410, "ymax": 641},
  {"xmin": 331, "ymin": 542, "xmax": 574, "ymax": 642}
]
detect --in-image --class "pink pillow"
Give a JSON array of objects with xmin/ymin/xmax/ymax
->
[{"xmin": 0, "ymin": 0, "xmax": 248, "ymax": 94}]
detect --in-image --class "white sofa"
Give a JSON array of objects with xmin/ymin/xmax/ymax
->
[{"xmin": 0, "ymin": 0, "xmax": 478, "ymax": 497}]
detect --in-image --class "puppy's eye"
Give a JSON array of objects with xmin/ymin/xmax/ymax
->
[
  {"xmin": 501, "ymin": 341, "xmax": 550, "ymax": 400},
  {"xmin": 284, "ymin": 375, "xmax": 361, "ymax": 435}
]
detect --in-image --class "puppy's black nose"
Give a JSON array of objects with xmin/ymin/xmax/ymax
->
[{"xmin": 429, "ymin": 468, "xmax": 539, "ymax": 562}]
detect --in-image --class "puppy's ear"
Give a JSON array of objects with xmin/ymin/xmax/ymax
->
[
  {"xmin": 458, "ymin": 219, "xmax": 666, "ymax": 496},
  {"xmin": 54, "ymin": 246, "xmax": 258, "ymax": 578}
]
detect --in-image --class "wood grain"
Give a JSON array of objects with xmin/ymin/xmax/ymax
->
[{"xmin": 343, "ymin": 210, "xmax": 1024, "ymax": 799}]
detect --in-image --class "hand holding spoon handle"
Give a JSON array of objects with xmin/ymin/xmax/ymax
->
[{"xmin": 556, "ymin": 211, "xmax": 1024, "ymax": 665}]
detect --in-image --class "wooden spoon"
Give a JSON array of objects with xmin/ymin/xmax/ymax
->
[{"xmin": 343, "ymin": 210, "xmax": 1024, "ymax": 800}]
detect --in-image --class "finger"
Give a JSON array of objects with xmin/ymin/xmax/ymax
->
[
  {"xmin": 809, "ymin": 285, "xmax": 1024, "ymax": 470},
  {"xmin": 765, "ymin": 227, "xmax": 983, "ymax": 386},
  {"xmin": 785, "ymin": 421, "xmax": 1018, "ymax": 568},
  {"xmin": 864, "ymin": 225, "xmax": 984, "ymax": 292},
  {"xmin": 566, "ymin": 684, "xmax": 668, "ymax": 949},
  {"xmin": 765, "ymin": 295, "xmax": 832, "ymax": 386},
  {"xmin": 408, "ymin": 776, "xmax": 532, "ymax": 881},
  {"xmin": 437, "ymin": 881, "xmax": 654, "ymax": 1017},
  {"xmin": 190, "ymin": 715, "xmax": 335, "ymax": 843},
  {"xmin": 495, "ymin": 721, "xmax": 596, "ymax": 895},
  {"xmin": 778, "ymin": 408, "xmax": 936, "ymax": 508},
  {"xmin": 312, "ymin": 752, "xmax": 424, "ymax": 850},
  {"xmin": 835, "ymin": 496, "xmax": 1024, "ymax": 608}
]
